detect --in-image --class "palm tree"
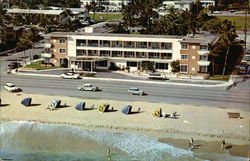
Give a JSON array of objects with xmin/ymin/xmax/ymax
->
[
  {"xmin": 61, "ymin": 19, "xmax": 77, "ymax": 32},
  {"xmin": 0, "ymin": 3, "xmax": 11, "ymax": 29},
  {"xmin": 208, "ymin": 44, "xmax": 219, "ymax": 76},
  {"xmin": 121, "ymin": 3, "xmax": 136, "ymax": 33},
  {"xmin": 90, "ymin": 0, "xmax": 97, "ymax": 19}
]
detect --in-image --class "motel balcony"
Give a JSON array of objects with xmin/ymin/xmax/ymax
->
[
  {"xmin": 111, "ymin": 54, "xmax": 123, "ymax": 57},
  {"xmin": 76, "ymin": 53, "xmax": 87, "ymax": 56},
  {"xmin": 76, "ymin": 43, "xmax": 86, "ymax": 46},
  {"xmin": 161, "ymin": 56, "xmax": 172, "ymax": 60},
  {"xmin": 198, "ymin": 50, "xmax": 210, "ymax": 55},
  {"xmin": 148, "ymin": 56, "xmax": 160, "ymax": 59},
  {"xmin": 197, "ymin": 60, "xmax": 211, "ymax": 66},
  {"xmin": 88, "ymin": 53, "xmax": 98, "ymax": 56}
]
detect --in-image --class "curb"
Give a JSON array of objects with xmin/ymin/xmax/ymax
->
[{"xmin": 14, "ymin": 72, "xmax": 232, "ymax": 88}]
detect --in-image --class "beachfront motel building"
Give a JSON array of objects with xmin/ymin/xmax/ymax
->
[{"xmin": 44, "ymin": 32, "xmax": 217, "ymax": 74}]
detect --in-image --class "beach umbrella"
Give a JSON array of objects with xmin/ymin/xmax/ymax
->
[
  {"xmin": 153, "ymin": 108, "xmax": 162, "ymax": 117},
  {"xmin": 75, "ymin": 102, "xmax": 86, "ymax": 111},
  {"xmin": 21, "ymin": 97, "xmax": 32, "ymax": 107},
  {"xmin": 51, "ymin": 99, "xmax": 61, "ymax": 108},
  {"xmin": 98, "ymin": 103, "xmax": 110, "ymax": 112},
  {"xmin": 121, "ymin": 105, "xmax": 132, "ymax": 115}
]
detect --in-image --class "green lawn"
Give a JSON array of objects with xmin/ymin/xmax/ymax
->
[
  {"xmin": 218, "ymin": 16, "xmax": 250, "ymax": 30},
  {"xmin": 208, "ymin": 75, "xmax": 230, "ymax": 81},
  {"xmin": 25, "ymin": 60, "xmax": 58, "ymax": 70},
  {"xmin": 89, "ymin": 13, "xmax": 122, "ymax": 21}
]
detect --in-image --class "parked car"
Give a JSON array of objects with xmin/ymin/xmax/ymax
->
[
  {"xmin": 78, "ymin": 84, "xmax": 100, "ymax": 91},
  {"xmin": 213, "ymin": 11, "xmax": 222, "ymax": 14},
  {"xmin": 8, "ymin": 62, "xmax": 21, "ymax": 69},
  {"xmin": 147, "ymin": 73, "xmax": 167, "ymax": 80},
  {"xmin": 60, "ymin": 72, "xmax": 81, "ymax": 79},
  {"xmin": 128, "ymin": 88, "xmax": 145, "ymax": 96},
  {"xmin": 4, "ymin": 83, "xmax": 22, "ymax": 92},
  {"xmin": 235, "ymin": 10, "xmax": 246, "ymax": 14}
]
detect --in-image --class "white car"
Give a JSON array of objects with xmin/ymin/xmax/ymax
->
[
  {"xmin": 213, "ymin": 11, "xmax": 222, "ymax": 14},
  {"xmin": 78, "ymin": 84, "xmax": 100, "ymax": 91},
  {"xmin": 147, "ymin": 73, "xmax": 167, "ymax": 80},
  {"xmin": 4, "ymin": 83, "xmax": 22, "ymax": 92},
  {"xmin": 60, "ymin": 72, "xmax": 81, "ymax": 79}
]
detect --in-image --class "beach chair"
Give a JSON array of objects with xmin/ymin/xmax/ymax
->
[
  {"xmin": 153, "ymin": 108, "xmax": 162, "ymax": 117},
  {"xmin": 227, "ymin": 112, "xmax": 240, "ymax": 118}
]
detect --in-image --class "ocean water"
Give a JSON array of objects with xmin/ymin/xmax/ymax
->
[{"xmin": 0, "ymin": 121, "xmax": 248, "ymax": 161}]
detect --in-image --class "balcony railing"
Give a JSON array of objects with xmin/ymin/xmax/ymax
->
[
  {"xmin": 124, "ymin": 55, "xmax": 135, "ymax": 58},
  {"xmin": 161, "ymin": 56, "xmax": 172, "ymax": 59},
  {"xmin": 198, "ymin": 50, "xmax": 209, "ymax": 55},
  {"xmin": 112, "ymin": 54, "xmax": 123, "ymax": 57},
  {"xmin": 88, "ymin": 43, "xmax": 98, "ymax": 47},
  {"xmin": 197, "ymin": 60, "xmax": 211, "ymax": 66},
  {"xmin": 76, "ymin": 43, "xmax": 86, "ymax": 46},
  {"xmin": 100, "ymin": 54, "xmax": 110, "ymax": 57},
  {"xmin": 136, "ymin": 55, "xmax": 147, "ymax": 58},
  {"xmin": 100, "ymin": 44, "xmax": 110, "ymax": 47},
  {"xmin": 76, "ymin": 53, "xmax": 87, "ymax": 56},
  {"xmin": 148, "ymin": 56, "xmax": 160, "ymax": 59},
  {"xmin": 88, "ymin": 53, "xmax": 98, "ymax": 56}
]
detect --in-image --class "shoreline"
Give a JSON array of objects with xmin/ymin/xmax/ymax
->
[
  {"xmin": 1, "ymin": 119, "xmax": 249, "ymax": 158},
  {"xmin": 1, "ymin": 91, "xmax": 249, "ymax": 158}
]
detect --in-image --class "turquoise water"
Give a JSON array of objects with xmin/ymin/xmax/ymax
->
[{"xmin": 0, "ymin": 121, "xmax": 248, "ymax": 161}]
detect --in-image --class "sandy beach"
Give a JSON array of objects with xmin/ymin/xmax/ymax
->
[{"xmin": 0, "ymin": 91, "xmax": 249, "ymax": 158}]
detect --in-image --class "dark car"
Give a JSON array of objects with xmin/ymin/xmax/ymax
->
[{"xmin": 8, "ymin": 62, "xmax": 21, "ymax": 69}]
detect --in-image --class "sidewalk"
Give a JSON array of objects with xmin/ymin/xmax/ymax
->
[{"xmin": 12, "ymin": 69, "xmax": 234, "ymax": 88}]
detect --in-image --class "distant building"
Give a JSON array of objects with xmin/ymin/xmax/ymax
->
[
  {"xmin": 80, "ymin": 0, "xmax": 131, "ymax": 12},
  {"xmin": 162, "ymin": 0, "xmax": 215, "ymax": 11},
  {"xmin": 43, "ymin": 32, "xmax": 218, "ymax": 74},
  {"xmin": 6, "ymin": 8, "xmax": 87, "ymax": 23},
  {"xmin": 0, "ymin": 0, "xmax": 10, "ymax": 9}
]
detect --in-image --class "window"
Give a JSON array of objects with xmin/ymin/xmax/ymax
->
[
  {"xmin": 96, "ymin": 60, "xmax": 107, "ymax": 67},
  {"xmin": 59, "ymin": 49, "xmax": 66, "ymax": 53},
  {"xmin": 200, "ymin": 55, "xmax": 208, "ymax": 61},
  {"xmin": 127, "ymin": 61, "xmax": 137, "ymax": 67},
  {"xmin": 155, "ymin": 63, "xmax": 168, "ymax": 69},
  {"xmin": 161, "ymin": 43, "xmax": 172, "ymax": 49},
  {"xmin": 180, "ymin": 65, "xmax": 188, "ymax": 72},
  {"xmin": 200, "ymin": 45, "xmax": 208, "ymax": 50},
  {"xmin": 76, "ymin": 50, "xmax": 86, "ymax": 56},
  {"xmin": 200, "ymin": 66, "xmax": 207, "ymax": 72},
  {"xmin": 181, "ymin": 54, "xmax": 188, "ymax": 60},
  {"xmin": 76, "ymin": 40, "xmax": 86, "ymax": 46},
  {"xmin": 181, "ymin": 44, "xmax": 188, "ymax": 50},
  {"xmin": 59, "ymin": 38, "xmax": 66, "ymax": 44},
  {"xmin": 88, "ymin": 40, "xmax": 98, "ymax": 47},
  {"xmin": 162, "ymin": 53, "xmax": 172, "ymax": 59},
  {"xmin": 100, "ymin": 50, "xmax": 110, "ymax": 57},
  {"xmin": 100, "ymin": 40, "xmax": 110, "ymax": 47}
]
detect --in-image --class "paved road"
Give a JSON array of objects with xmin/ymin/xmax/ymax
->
[
  {"xmin": 1, "ymin": 51, "xmax": 249, "ymax": 111},
  {"xmin": 1, "ymin": 73, "xmax": 249, "ymax": 111}
]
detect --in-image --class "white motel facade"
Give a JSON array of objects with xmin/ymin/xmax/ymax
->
[{"xmin": 43, "ymin": 32, "xmax": 218, "ymax": 74}]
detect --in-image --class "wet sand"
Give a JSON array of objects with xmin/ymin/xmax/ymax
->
[{"xmin": 159, "ymin": 138, "xmax": 250, "ymax": 158}]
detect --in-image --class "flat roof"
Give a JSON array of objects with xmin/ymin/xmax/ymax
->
[
  {"xmin": 45, "ymin": 32, "xmax": 183, "ymax": 39},
  {"xmin": 45, "ymin": 32, "xmax": 218, "ymax": 43},
  {"xmin": 7, "ymin": 9, "xmax": 64, "ymax": 15},
  {"xmin": 7, "ymin": 9, "xmax": 81, "ymax": 15}
]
